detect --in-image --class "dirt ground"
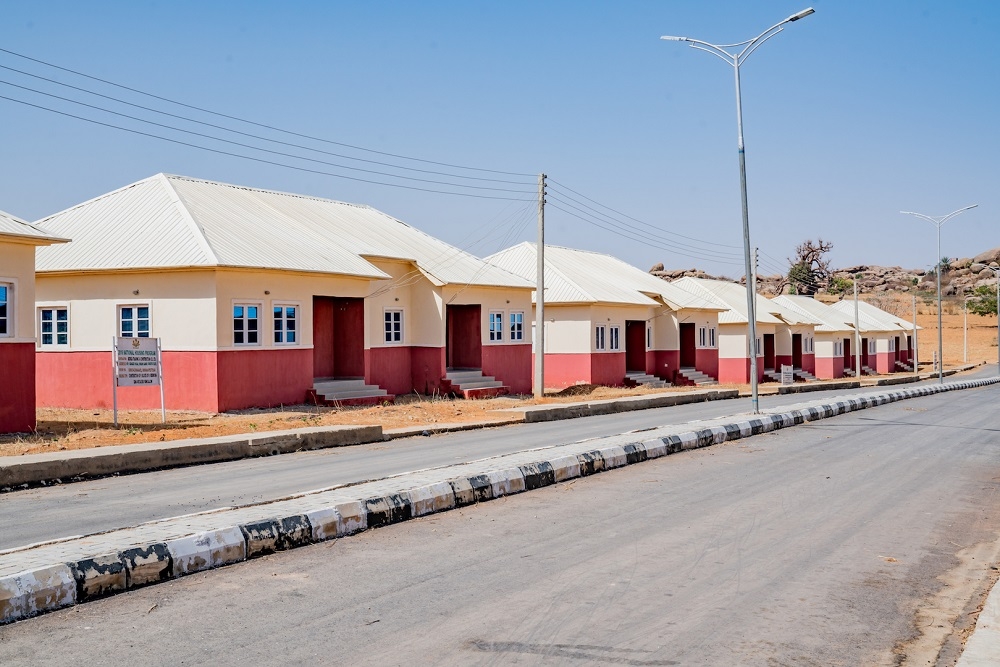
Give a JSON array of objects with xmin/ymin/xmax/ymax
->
[{"xmin": 3, "ymin": 290, "xmax": 995, "ymax": 458}]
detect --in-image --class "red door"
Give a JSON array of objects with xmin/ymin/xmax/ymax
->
[
  {"xmin": 447, "ymin": 305, "xmax": 482, "ymax": 369},
  {"xmin": 312, "ymin": 296, "xmax": 364, "ymax": 379},
  {"xmin": 894, "ymin": 336, "xmax": 901, "ymax": 363},
  {"xmin": 625, "ymin": 321, "xmax": 646, "ymax": 372},
  {"xmin": 792, "ymin": 333, "xmax": 803, "ymax": 368},
  {"xmin": 861, "ymin": 338, "xmax": 869, "ymax": 367},
  {"xmin": 764, "ymin": 334, "xmax": 776, "ymax": 370},
  {"xmin": 679, "ymin": 323, "xmax": 696, "ymax": 367},
  {"xmin": 844, "ymin": 337, "xmax": 852, "ymax": 370}
]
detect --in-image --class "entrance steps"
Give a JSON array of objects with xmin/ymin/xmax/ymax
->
[
  {"xmin": 624, "ymin": 371, "xmax": 671, "ymax": 389},
  {"xmin": 862, "ymin": 365, "xmax": 877, "ymax": 376},
  {"xmin": 793, "ymin": 369, "xmax": 819, "ymax": 382},
  {"xmin": 442, "ymin": 369, "xmax": 509, "ymax": 400},
  {"xmin": 895, "ymin": 361, "xmax": 914, "ymax": 372},
  {"xmin": 308, "ymin": 378, "xmax": 394, "ymax": 407},
  {"xmin": 675, "ymin": 367, "xmax": 718, "ymax": 386}
]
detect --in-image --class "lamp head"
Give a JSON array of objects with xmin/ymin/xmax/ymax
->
[
  {"xmin": 660, "ymin": 35, "xmax": 688, "ymax": 42},
  {"xmin": 787, "ymin": 7, "xmax": 815, "ymax": 22}
]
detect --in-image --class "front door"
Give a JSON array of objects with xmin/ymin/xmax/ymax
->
[
  {"xmin": 844, "ymin": 337, "xmax": 852, "ymax": 370},
  {"xmin": 625, "ymin": 320, "xmax": 646, "ymax": 372},
  {"xmin": 894, "ymin": 336, "xmax": 901, "ymax": 363},
  {"xmin": 792, "ymin": 333, "xmax": 803, "ymax": 368},
  {"xmin": 679, "ymin": 323, "xmax": 696, "ymax": 368},
  {"xmin": 312, "ymin": 296, "xmax": 364, "ymax": 379},
  {"xmin": 764, "ymin": 334, "xmax": 776, "ymax": 371},
  {"xmin": 446, "ymin": 305, "xmax": 482, "ymax": 369},
  {"xmin": 861, "ymin": 338, "xmax": 869, "ymax": 367}
]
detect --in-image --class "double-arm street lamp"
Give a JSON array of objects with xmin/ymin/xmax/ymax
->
[
  {"xmin": 662, "ymin": 8, "xmax": 814, "ymax": 414},
  {"xmin": 982, "ymin": 265, "xmax": 1000, "ymax": 373},
  {"xmin": 900, "ymin": 205, "xmax": 978, "ymax": 382}
]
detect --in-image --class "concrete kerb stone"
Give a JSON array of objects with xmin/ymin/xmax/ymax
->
[{"xmin": 3, "ymin": 375, "xmax": 999, "ymax": 625}]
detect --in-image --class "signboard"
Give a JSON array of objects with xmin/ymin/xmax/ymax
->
[
  {"xmin": 115, "ymin": 336, "xmax": 161, "ymax": 386},
  {"xmin": 780, "ymin": 364, "xmax": 794, "ymax": 386},
  {"xmin": 112, "ymin": 336, "xmax": 165, "ymax": 425}
]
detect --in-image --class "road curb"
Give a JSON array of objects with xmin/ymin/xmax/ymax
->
[{"xmin": 1, "ymin": 376, "xmax": 998, "ymax": 625}]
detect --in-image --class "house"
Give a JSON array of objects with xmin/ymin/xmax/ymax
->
[
  {"xmin": 771, "ymin": 295, "xmax": 855, "ymax": 379},
  {"xmin": 830, "ymin": 299, "xmax": 917, "ymax": 374},
  {"xmin": 671, "ymin": 278, "xmax": 820, "ymax": 384},
  {"xmin": 33, "ymin": 174, "xmax": 533, "ymax": 413},
  {"xmin": 484, "ymin": 243, "xmax": 724, "ymax": 388},
  {"xmin": 0, "ymin": 210, "xmax": 68, "ymax": 432}
]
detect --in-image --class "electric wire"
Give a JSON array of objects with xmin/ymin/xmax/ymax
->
[
  {"xmin": 0, "ymin": 94, "xmax": 535, "ymax": 202},
  {"xmin": 0, "ymin": 46, "xmax": 534, "ymax": 177}
]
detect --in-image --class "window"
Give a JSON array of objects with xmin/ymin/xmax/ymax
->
[
  {"xmin": 489, "ymin": 311, "xmax": 504, "ymax": 342},
  {"xmin": 384, "ymin": 309, "xmax": 403, "ymax": 344},
  {"xmin": 0, "ymin": 283, "xmax": 9, "ymax": 337},
  {"xmin": 868, "ymin": 339, "xmax": 877, "ymax": 355},
  {"xmin": 609, "ymin": 326, "xmax": 620, "ymax": 351},
  {"xmin": 510, "ymin": 311, "xmax": 524, "ymax": 341},
  {"xmin": 755, "ymin": 337, "xmax": 762, "ymax": 356},
  {"xmin": 647, "ymin": 327, "xmax": 652, "ymax": 349},
  {"xmin": 233, "ymin": 304, "xmax": 259, "ymax": 345},
  {"xmin": 595, "ymin": 325, "xmax": 606, "ymax": 351},
  {"xmin": 273, "ymin": 305, "xmax": 297, "ymax": 344},
  {"xmin": 120, "ymin": 305, "xmax": 150, "ymax": 338},
  {"xmin": 698, "ymin": 326, "xmax": 717, "ymax": 349},
  {"xmin": 39, "ymin": 307, "xmax": 69, "ymax": 346},
  {"xmin": 889, "ymin": 338, "xmax": 895, "ymax": 352}
]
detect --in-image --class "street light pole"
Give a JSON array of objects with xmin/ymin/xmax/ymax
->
[
  {"xmin": 985, "ymin": 265, "xmax": 1000, "ymax": 374},
  {"xmin": 662, "ymin": 7, "xmax": 814, "ymax": 414},
  {"xmin": 901, "ymin": 205, "xmax": 978, "ymax": 383}
]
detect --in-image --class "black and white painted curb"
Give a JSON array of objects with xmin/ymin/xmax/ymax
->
[{"xmin": 2, "ymin": 376, "xmax": 998, "ymax": 625}]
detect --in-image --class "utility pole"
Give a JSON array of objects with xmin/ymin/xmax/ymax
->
[
  {"xmin": 853, "ymin": 277, "xmax": 862, "ymax": 377},
  {"xmin": 534, "ymin": 173, "xmax": 546, "ymax": 399},
  {"xmin": 751, "ymin": 247, "xmax": 759, "ymax": 298},
  {"xmin": 912, "ymin": 293, "xmax": 918, "ymax": 372},
  {"xmin": 963, "ymin": 297, "xmax": 968, "ymax": 364}
]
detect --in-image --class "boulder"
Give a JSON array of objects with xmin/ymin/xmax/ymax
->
[
  {"xmin": 649, "ymin": 262, "xmax": 664, "ymax": 272},
  {"xmin": 979, "ymin": 268, "xmax": 995, "ymax": 279},
  {"xmin": 970, "ymin": 263, "xmax": 986, "ymax": 273},
  {"xmin": 973, "ymin": 247, "xmax": 1000, "ymax": 264}
]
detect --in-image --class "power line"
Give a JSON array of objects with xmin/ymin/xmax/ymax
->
[
  {"xmin": 0, "ymin": 46, "xmax": 534, "ymax": 177},
  {"xmin": 0, "ymin": 93, "xmax": 536, "ymax": 202},
  {"xmin": 0, "ymin": 62, "xmax": 533, "ymax": 186}
]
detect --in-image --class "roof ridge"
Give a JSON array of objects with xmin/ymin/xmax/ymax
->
[
  {"xmin": 163, "ymin": 173, "xmax": 371, "ymax": 211},
  {"xmin": 35, "ymin": 174, "xmax": 165, "ymax": 226},
  {"xmin": 158, "ymin": 174, "xmax": 220, "ymax": 266}
]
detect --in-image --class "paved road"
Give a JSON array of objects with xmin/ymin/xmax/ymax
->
[
  {"xmin": 2, "ymin": 377, "xmax": 999, "ymax": 665},
  {"xmin": 0, "ymin": 370, "xmax": 992, "ymax": 551}
]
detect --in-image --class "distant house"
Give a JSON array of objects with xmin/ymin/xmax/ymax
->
[
  {"xmin": 33, "ymin": 174, "xmax": 533, "ymax": 412},
  {"xmin": 771, "ymin": 295, "xmax": 855, "ymax": 379},
  {"xmin": 672, "ymin": 278, "xmax": 820, "ymax": 384},
  {"xmin": 485, "ymin": 243, "xmax": 724, "ymax": 387},
  {"xmin": 830, "ymin": 299, "xmax": 918, "ymax": 374},
  {"xmin": 0, "ymin": 210, "xmax": 67, "ymax": 433}
]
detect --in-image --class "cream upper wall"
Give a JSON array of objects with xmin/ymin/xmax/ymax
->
[
  {"xmin": 365, "ymin": 259, "xmax": 442, "ymax": 349},
  {"xmin": 36, "ymin": 269, "xmax": 216, "ymax": 351},
  {"xmin": 719, "ymin": 322, "xmax": 774, "ymax": 358},
  {"xmin": 670, "ymin": 309, "xmax": 719, "ymax": 351},
  {"xmin": 0, "ymin": 241, "xmax": 38, "ymax": 343},
  {"xmin": 443, "ymin": 284, "xmax": 533, "ymax": 347}
]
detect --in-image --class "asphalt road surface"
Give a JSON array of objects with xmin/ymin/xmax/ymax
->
[
  {"xmin": 1, "ymin": 371, "xmax": 993, "ymax": 551},
  {"xmin": 2, "ymin": 376, "xmax": 999, "ymax": 665}
]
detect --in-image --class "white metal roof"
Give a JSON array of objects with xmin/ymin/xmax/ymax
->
[
  {"xmin": 771, "ymin": 295, "xmax": 855, "ymax": 333},
  {"xmin": 0, "ymin": 209, "xmax": 67, "ymax": 246},
  {"xmin": 670, "ymin": 277, "xmax": 817, "ymax": 326},
  {"xmin": 485, "ymin": 243, "xmax": 724, "ymax": 311},
  {"xmin": 35, "ymin": 174, "xmax": 532, "ymax": 289},
  {"xmin": 830, "ymin": 299, "xmax": 921, "ymax": 333}
]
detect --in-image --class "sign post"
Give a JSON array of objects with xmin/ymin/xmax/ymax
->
[
  {"xmin": 112, "ymin": 336, "xmax": 165, "ymax": 427},
  {"xmin": 780, "ymin": 364, "xmax": 794, "ymax": 386}
]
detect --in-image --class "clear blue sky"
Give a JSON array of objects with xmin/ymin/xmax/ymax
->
[{"xmin": 0, "ymin": 1, "xmax": 996, "ymax": 279}]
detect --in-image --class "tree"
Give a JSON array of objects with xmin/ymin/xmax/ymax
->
[
  {"xmin": 967, "ymin": 284, "xmax": 998, "ymax": 316},
  {"xmin": 787, "ymin": 239, "xmax": 834, "ymax": 296}
]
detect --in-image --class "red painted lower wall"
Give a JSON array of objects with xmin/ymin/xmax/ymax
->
[
  {"xmin": 653, "ymin": 350, "xmax": 680, "ymax": 382},
  {"xmin": 591, "ymin": 352, "xmax": 626, "ymax": 387},
  {"xmin": 482, "ymin": 344, "xmax": 531, "ymax": 394},
  {"xmin": 814, "ymin": 356, "xmax": 844, "ymax": 379},
  {"xmin": 410, "ymin": 347, "xmax": 446, "ymax": 395},
  {"xmin": 718, "ymin": 357, "xmax": 765, "ymax": 384},
  {"xmin": 1, "ymin": 343, "xmax": 35, "ymax": 433},
  {"xmin": 645, "ymin": 351, "xmax": 656, "ymax": 376},
  {"xmin": 775, "ymin": 355, "xmax": 792, "ymax": 370},
  {"xmin": 695, "ymin": 348, "xmax": 719, "ymax": 380},
  {"xmin": 538, "ymin": 353, "xmax": 592, "ymax": 388},
  {"xmin": 217, "ymin": 348, "xmax": 313, "ymax": 411},
  {"xmin": 802, "ymin": 353, "xmax": 815, "ymax": 374},
  {"xmin": 875, "ymin": 351, "xmax": 893, "ymax": 374},
  {"xmin": 366, "ymin": 346, "xmax": 413, "ymax": 396}
]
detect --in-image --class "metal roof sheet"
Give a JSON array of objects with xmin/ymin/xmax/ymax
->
[
  {"xmin": 830, "ymin": 299, "xmax": 920, "ymax": 332},
  {"xmin": 670, "ymin": 277, "xmax": 794, "ymax": 325},
  {"xmin": 485, "ymin": 243, "xmax": 724, "ymax": 310},
  {"xmin": 0, "ymin": 209, "xmax": 67, "ymax": 246},
  {"xmin": 36, "ymin": 174, "xmax": 532, "ymax": 289},
  {"xmin": 771, "ymin": 295, "xmax": 854, "ymax": 333}
]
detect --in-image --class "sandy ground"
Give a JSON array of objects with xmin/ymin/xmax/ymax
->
[{"xmin": 3, "ymin": 291, "xmax": 994, "ymax": 457}]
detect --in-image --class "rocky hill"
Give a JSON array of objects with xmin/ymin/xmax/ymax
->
[{"xmin": 650, "ymin": 246, "xmax": 1000, "ymax": 297}]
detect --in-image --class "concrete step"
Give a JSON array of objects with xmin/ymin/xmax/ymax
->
[
  {"xmin": 445, "ymin": 370, "xmax": 492, "ymax": 382},
  {"xmin": 312, "ymin": 377, "xmax": 391, "ymax": 404},
  {"xmin": 313, "ymin": 378, "xmax": 367, "ymax": 392},
  {"xmin": 318, "ymin": 388, "xmax": 389, "ymax": 400},
  {"xmin": 677, "ymin": 368, "xmax": 718, "ymax": 386},
  {"xmin": 452, "ymin": 380, "xmax": 504, "ymax": 390}
]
